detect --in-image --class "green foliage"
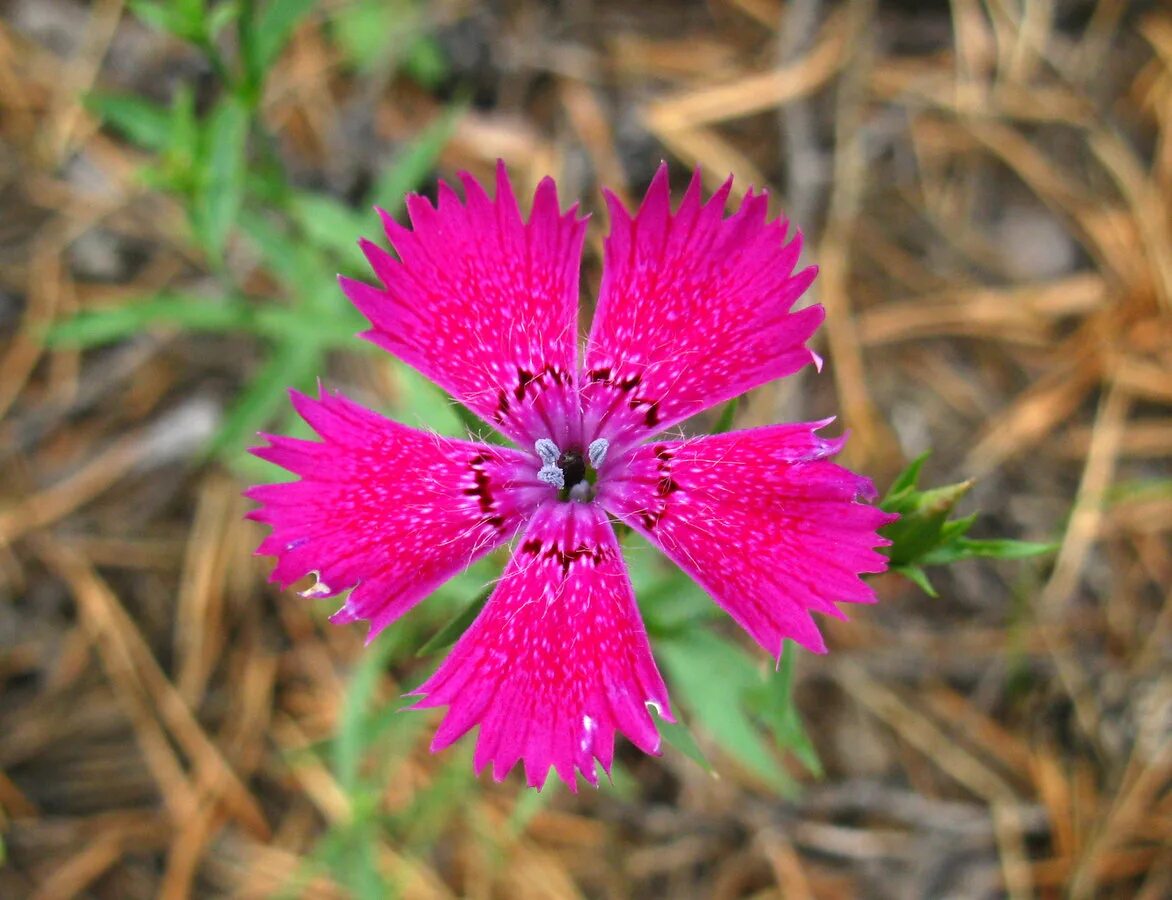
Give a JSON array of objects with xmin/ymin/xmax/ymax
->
[
  {"xmin": 83, "ymin": 92, "xmax": 171, "ymax": 150},
  {"xmin": 414, "ymin": 587, "xmax": 490, "ymax": 657},
  {"xmin": 658, "ymin": 631, "xmax": 808, "ymax": 793},
  {"xmin": 653, "ymin": 711, "xmax": 714, "ymax": 774},
  {"xmin": 246, "ymin": 0, "xmax": 318, "ymax": 78},
  {"xmin": 624, "ymin": 536, "xmax": 819, "ymax": 789},
  {"xmin": 712, "ymin": 396, "xmax": 740, "ymax": 434},
  {"xmin": 880, "ymin": 454, "xmax": 1057, "ymax": 596},
  {"xmin": 330, "ymin": 0, "xmax": 447, "ymax": 85},
  {"xmin": 191, "ymin": 96, "xmax": 250, "ymax": 262},
  {"xmin": 62, "ymin": 0, "xmax": 458, "ymax": 468}
]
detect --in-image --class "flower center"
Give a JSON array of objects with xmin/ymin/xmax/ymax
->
[{"xmin": 535, "ymin": 438, "xmax": 608, "ymax": 502}]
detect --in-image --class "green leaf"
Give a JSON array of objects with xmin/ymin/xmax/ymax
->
[
  {"xmin": 893, "ymin": 563, "xmax": 938, "ymax": 597},
  {"xmin": 415, "ymin": 587, "xmax": 490, "ymax": 656},
  {"xmin": 654, "ymin": 712, "xmax": 715, "ymax": 775},
  {"xmin": 330, "ymin": 0, "xmax": 406, "ymax": 71},
  {"xmin": 163, "ymin": 85, "xmax": 199, "ymax": 178},
  {"xmin": 657, "ymin": 630, "xmax": 791, "ymax": 790},
  {"xmin": 206, "ymin": 1, "xmax": 240, "ymax": 39},
  {"xmin": 625, "ymin": 535, "xmax": 717, "ymax": 635},
  {"xmin": 886, "ymin": 451, "xmax": 929, "ymax": 499},
  {"xmin": 882, "ymin": 478, "xmax": 973, "ymax": 567},
  {"xmin": 384, "ymin": 746, "xmax": 478, "ymax": 849},
  {"xmin": 249, "ymin": 0, "xmax": 317, "ymax": 71},
  {"xmin": 450, "ymin": 398, "xmax": 508, "ymax": 445},
  {"xmin": 879, "ymin": 453, "xmax": 1056, "ymax": 595},
  {"xmin": 208, "ymin": 337, "xmax": 321, "ymax": 460},
  {"xmin": 402, "ymin": 35, "xmax": 448, "ymax": 88},
  {"xmin": 129, "ymin": 0, "xmax": 206, "ymax": 39},
  {"xmin": 713, "ymin": 397, "xmax": 739, "ymax": 434},
  {"xmin": 290, "ymin": 191, "xmax": 372, "ymax": 270},
  {"xmin": 128, "ymin": 0, "xmax": 181, "ymax": 34},
  {"xmin": 391, "ymin": 363, "xmax": 465, "ymax": 437},
  {"xmin": 745, "ymin": 641, "xmax": 822, "ymax": 777},
  {"xmin": 921, "ymin": 537, "xmax": 1058, "ymax": 566},
  {"xmin": 335, "ymin": 629, "xmax": 404, "ymax": 793},
  {"xmin": 369, "ymin": 106, "xmax": 464, "ymax": 214},
  {"xmin": 43, "ymin": 294, "xmax": 256, "ymax": 347},
  {"xmin": 85, "ymin": 92, "xmax": 171, "ymax": 150},
  {"xmin": 191, "ymin": 96, "xmax": 250, "ymax": 261},
  {"xmin": 237, "ymin": 208, "xmax": 302, "ymax": 285},
  {"xmin": 506, "ymin": 785, "xmax": 552, "ymax": 837}
]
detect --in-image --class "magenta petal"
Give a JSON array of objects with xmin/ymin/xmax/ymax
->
[
  {"xmin": 582, "ymin": 166, "xmax": 822, "ymax": 449},
  {"xmin": 600, "ymin": 422, "xmax": 895, "ymax": 657},
  {"xmin": 411, "ymin": 502, "xmax": 671, "ymax": 791},
  {"xmin": 246, "ymin": 387, "xmax": 541, "ymax": 638},
  {"xmin": 342, "ymin": 161, "xmax": 589, "ymax": 447}
]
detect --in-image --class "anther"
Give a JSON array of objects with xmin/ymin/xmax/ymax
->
[
  {"xmin": 537, "ymin": 465, "xmax": 565, "ymax": 489},
  {"xmin": 535, "ymin": 438, "xmax": 560, "ymax": 467},
  {"xmin": 588, "ymin": 438, "xmax": 609, "ymax": 469}
]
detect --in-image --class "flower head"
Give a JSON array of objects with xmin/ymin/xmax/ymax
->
[{"xmin": 247, "ymin": 163, "xmax": 893, "ymax": 790}]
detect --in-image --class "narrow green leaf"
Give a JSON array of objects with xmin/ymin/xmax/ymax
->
[
  {"xmin": 450, "ymin": 399, "xmax": 508, "ymax": 445},
  {"xmin": 128, "ymin": 0, "xmax": 180, "ymax": 34},
  {"xmin": 506, "ymin": 786, "xmax": 552, "ymax": 837},
  {"xmin": 237, "ymin": 208, "xmax": 301, "ymax": 284},
  {"xmin": 746, "ymin": 642, "xmax": 823, "ymax": 777},
  {"xmin": 926, "ymin": 537, "xmax": 1058, "ymax": 564},
  {"xmin": 207, "ymin": 337, "xmax": 320, "ymax": 459},
  {"xmin": 43, "ymin": 295, "xmax": 256, "ymax": 347},
  {"xmin": 390, "ymin": 363, "xmax": 465, "ymax": 437},
  {"xmin": 330, "ymin": 0, "xmax": 401, "ymax": 70},
  {"xmin": 370, "ymin": 106, "xmax": 464, "ymax": 214},
  {"xmin": 206, "ymin": 1, "xmax": 240, "ymax": 38},
  {"xmin": 936, "ymin": 512, "xmax": 978, "ymax": 544},
  {"xmin": 415, "ymin": 587, "xmax": 491, "ymax": 656},
  {"xmin": 713, "ymin": 397, "xmax": 739, "ymax": 434},
  {"xmin": 403, "ymin": 35, "xmax": 448, "ymax": 88},
  {"xmin": 191, "ymin": 96, "xmax": 250, "ymax": 261},
  {"xmin": 163, "ymin": 85, "xmax": 198, "ymax": 180},
  {"xmin": 884, "ymin": 452, "xmax": 929, "ymax": 501},
  {"xmin": 654, "ymin": 712, "xmax": 715, "ymax": 775},
  {"xmin": 385, "ymin": 747, "xmax": 477, "ymax": 850},
  {"xmin": 250, "ymin": 0, "xmax": 317, "ymax": 70},
  {"xmin": 335, "ymin": 630, "xmax": 403, "ymax": 793},
  {"xmin": 1106, "ymin": 478, "xmax": 1172, "ymax": 504},
  {"xmin": 658, "ymin": 631, "xmax": 790, "ymax": 790},
  {"xmin": 290, "ymin": 191, "xmax": 371, "ymax": 269},
  {"xmin": 85, "ymin": 92, "xmax": 171, "ymax": 150},
  {"xmin": 894, "ymin": 563, "xmax": 938, "ymax": 597}
]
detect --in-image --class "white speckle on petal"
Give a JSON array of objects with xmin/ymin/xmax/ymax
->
[{"xmin": 580, "ymin": 715, "xmax": 596, "ymax": 751}]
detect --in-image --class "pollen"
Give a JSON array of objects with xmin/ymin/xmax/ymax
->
[{"xmin": 534, "ymin": 437, "xmax": 607, "ymax": 502}]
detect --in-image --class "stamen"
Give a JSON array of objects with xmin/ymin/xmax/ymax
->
[
  {"xmin": 568, "ymin": 481, "xmax": 593, "ymax": 502},
  {"xmin": 534, "ymin": 438, "xmax": 560, "ymax": 467},
  {"xmin": 537, "ymin": 465, "xmax": 565, "ymax": 489},
  {"xmin": 587, "ymin": 438, "xmax": 609, "ymax": 469}
]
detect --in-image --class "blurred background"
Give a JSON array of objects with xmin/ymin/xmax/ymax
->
[{"xmin": 1, "ymin": 0, "xmax": 1171, "ymax": 897}]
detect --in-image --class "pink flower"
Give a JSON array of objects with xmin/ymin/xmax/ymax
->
[{"xmin": 247, "ymin": 163, "xmax": 892, "ymax": 790}]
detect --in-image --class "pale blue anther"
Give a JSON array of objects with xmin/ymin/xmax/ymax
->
[
  {"xmin": 535, "ymin": 438, "xmax": 560, "ymax": 467},
  {"xmin": 588, "ymin": 438, "xmax": 609, "ymax": 469},
  {"xmin": 537, "ymin": 465, "xmax": 565, "ymax": 489}
]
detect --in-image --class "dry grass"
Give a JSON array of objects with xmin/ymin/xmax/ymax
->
[{"xmin": 2, "ymin": 0, "xmax": 1171, "ymax": 896}]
